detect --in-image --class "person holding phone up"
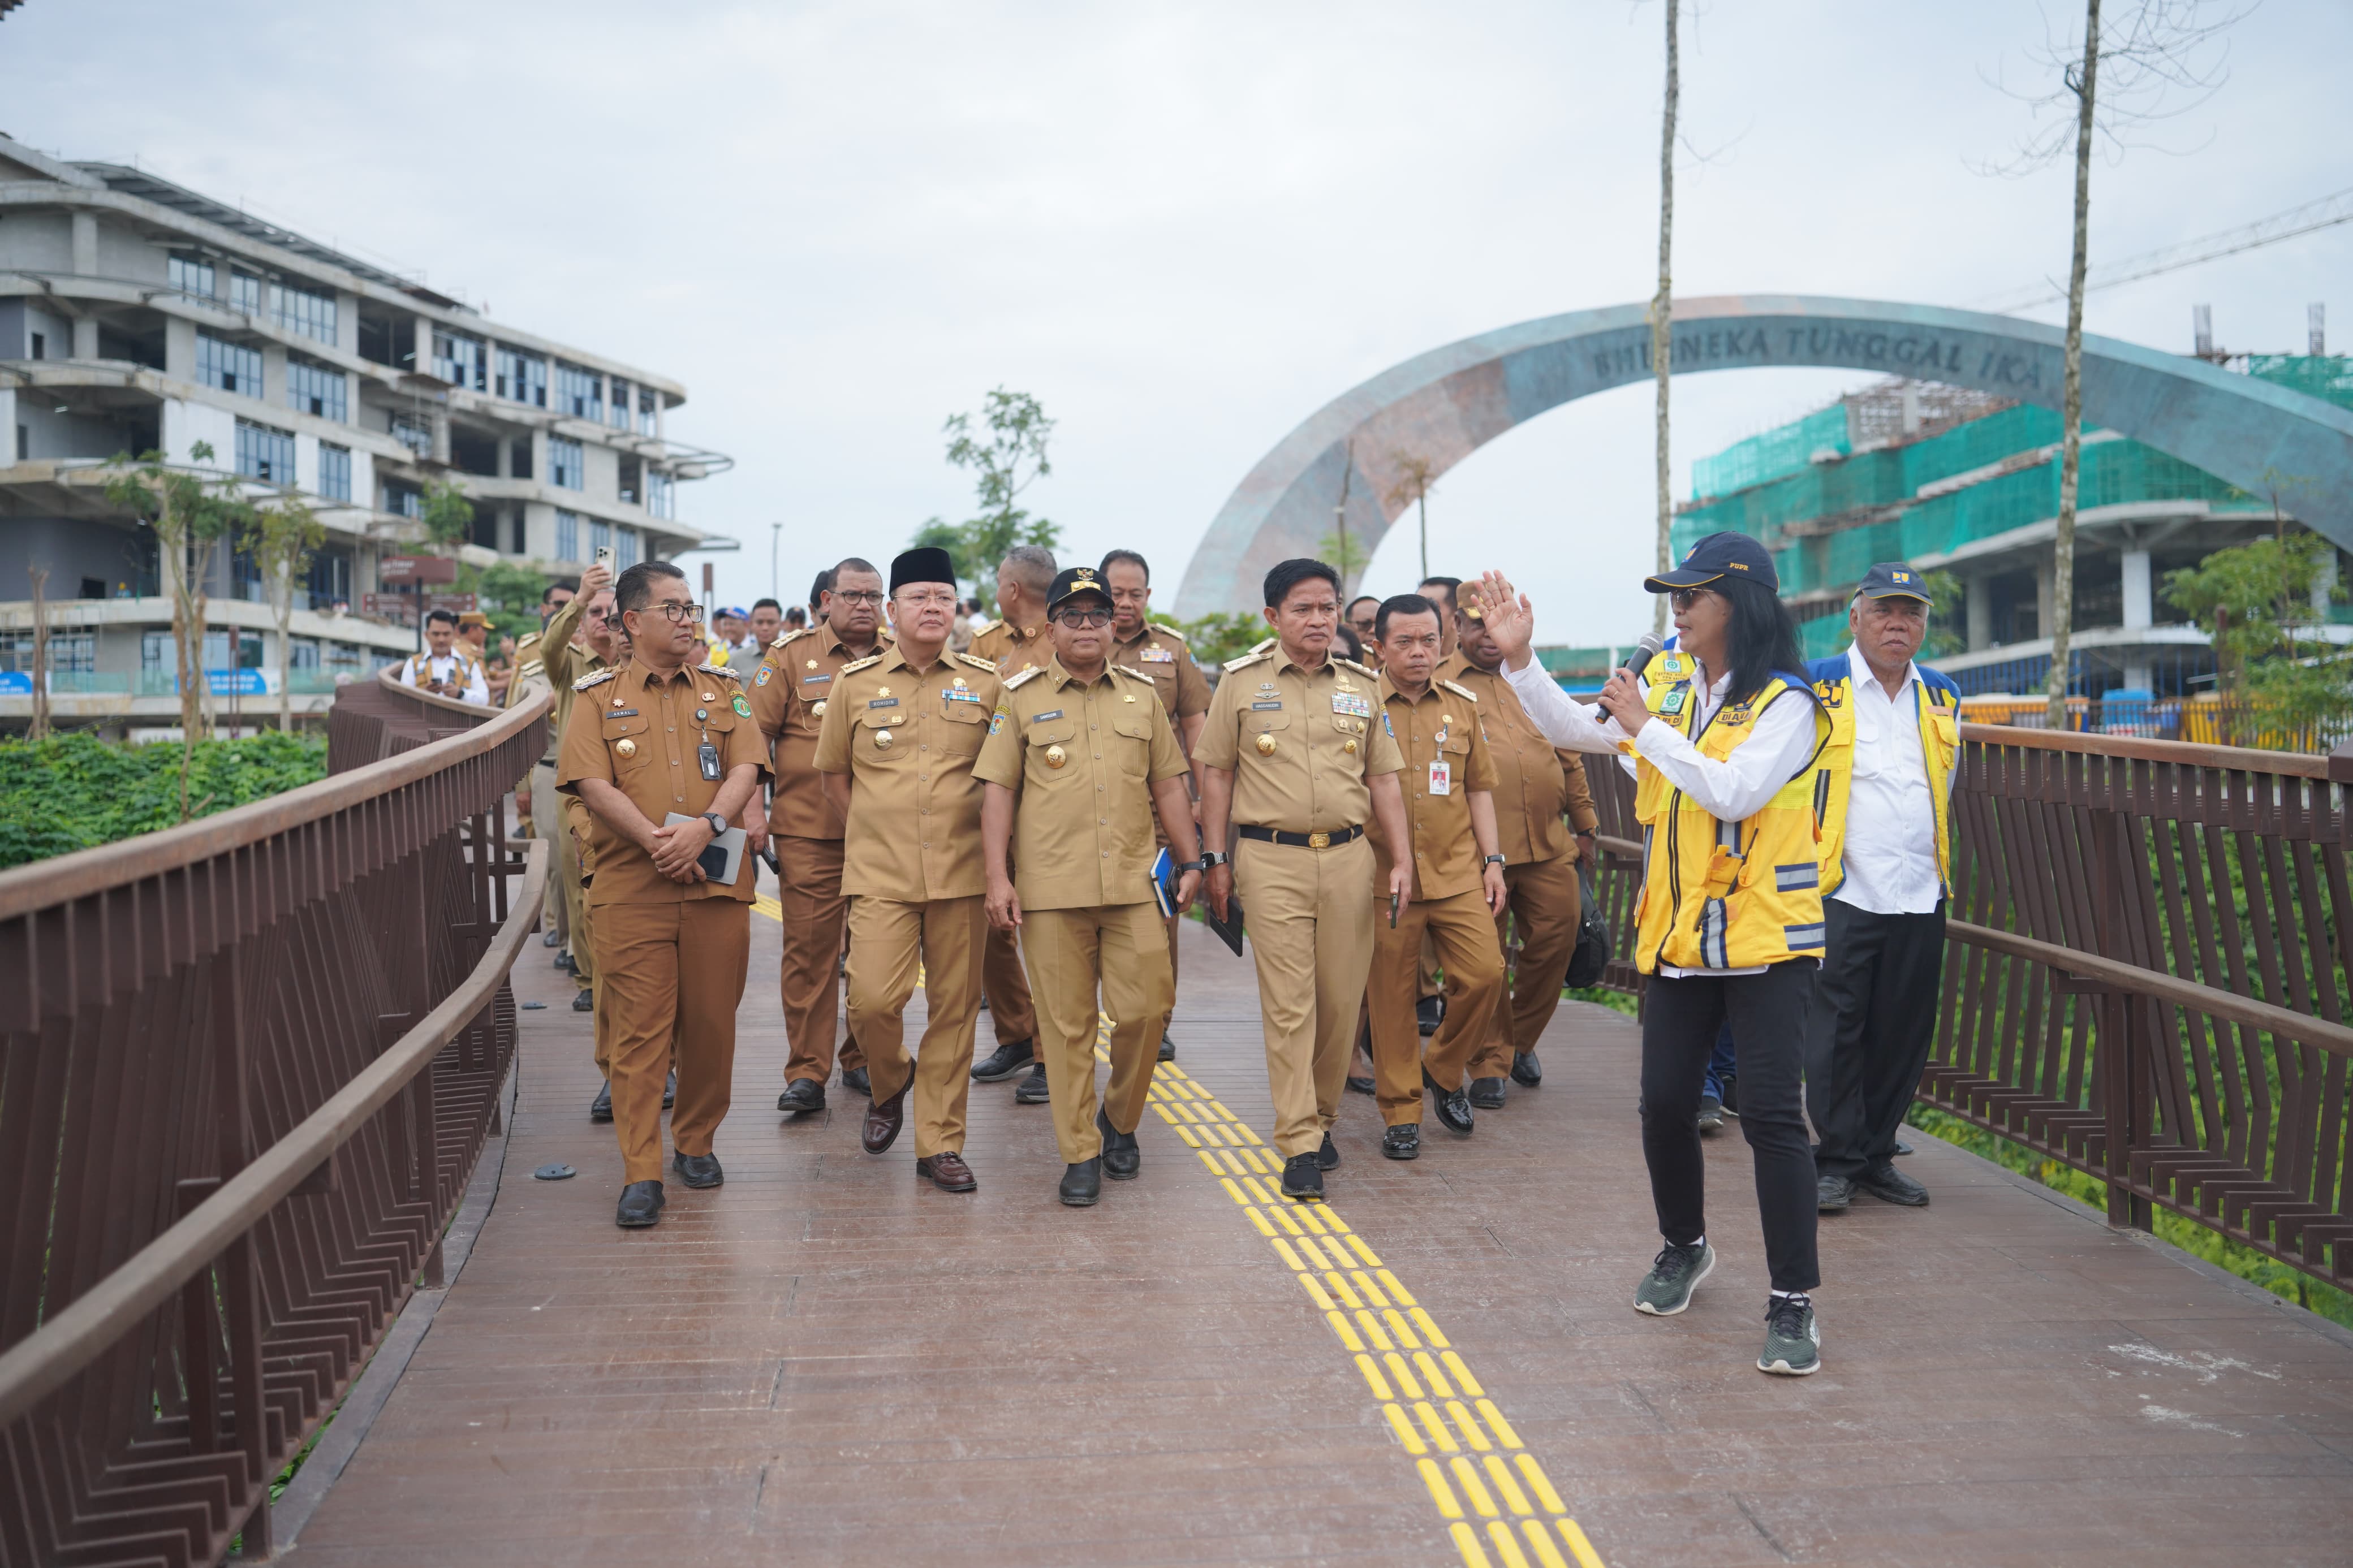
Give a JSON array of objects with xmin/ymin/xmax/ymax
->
[{"xmin": 559, "ymin": 560, "xmax": 769, "ymax": 1230}]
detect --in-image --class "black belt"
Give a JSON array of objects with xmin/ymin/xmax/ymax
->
[{"xmin": 1238, "ymin": 823, "xmax": 1363, "ymax": 849}]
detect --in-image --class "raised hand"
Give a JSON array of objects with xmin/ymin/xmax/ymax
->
[{"xmin": 1474, "ymin": 571, "xmax": 1537, "ymax": 668}]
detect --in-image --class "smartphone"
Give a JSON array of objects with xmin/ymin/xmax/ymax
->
[
  {"xmin": 1389, "ymin": 892, "xmax": 1400, "ymax": 929},
  {"xmin": 594, "ymin": 545, "xmax": 616, "ymax": 571}
]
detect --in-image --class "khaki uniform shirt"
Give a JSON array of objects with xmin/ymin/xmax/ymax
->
[
  {"xmin": 973, "ymin": 659, "xmax": 1191, "ymax": 911},
  {"xmin": 1372, "ymin": 673, "xmax": 1499, "ymax": 901},
  {"xmin": 969, "ymin": 617, "xmax": 1051, "ymax": 680},
  {"xmin": 812, "ymin": 644, "xmax": 1005, "ymax": 901},
  {"xmin": 748, "ymin": 624, "xmax": 888, "ymax": 840},
  {"xmin": 1196, "ymin": 647, "xmax": 1403, "ymax": 836},
  {"xmin": 1440, "ymin": 654, "xmax": 1598, "ymax": 866},
  {"xmin": 1107, "ymin": 621, "xmax": 1211, "ymax": 726},
  {"xmin": 556, "ymin": 661, "xmax": 769, "ymax": 909}
]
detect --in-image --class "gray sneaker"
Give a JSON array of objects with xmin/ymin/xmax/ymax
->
[
  {"xmin": 1759, "ymin": 1293, "xmax": 1821, "ymax": 1375},
  {"xmin": 1632, "ymin": 1241, "xmax": 1715, "ymax": 1316}
]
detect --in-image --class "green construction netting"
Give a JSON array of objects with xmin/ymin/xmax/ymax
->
[
  {"xmin": 1689, "ymin": 403, "xmax": 1849, "ymax": 500},
  {"xmin": 2246, "ymin": 355, "xmax": 2353, "ymax": 410}
]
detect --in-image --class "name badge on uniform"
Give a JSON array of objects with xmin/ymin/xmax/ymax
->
[
  {"xmin": 699, "ymin": 741, "xmax": 723, "ymax": 781},
  {"xmin": 1661, "ymin": 688, "xmax": 1687, "ymax": 715},
  {"xmin": 1251, "ymin": 700, "xmax": 1283, "ymax": 711},
  {"xmin": 802, "ymin": 672, "xmax": 831, "ymax": 685},
  {"xmin": 1034, "ymin": 709, "xmax": 1063, "ymax": 722},
  {"xmin": 867, "ymin": 697, "xmax": 899, "ymax": 710},
  {"xmin": 604, "ymin": 708, "xmax": 639, "ymax": 719},
  {"xmin": 1141, "ymin": 647, "xmax": 1176, "ymax": 663},
  {"xmin": 1428, "ymin": 759, "xmax": 1452, "ymax": 796},
  {"xmin": 1331, "ymin": 692, "xmax": 1371, "ymax": 718}
]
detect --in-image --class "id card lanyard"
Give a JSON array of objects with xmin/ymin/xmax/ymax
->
[{"xmin": 697, "ymin": 699, "xmax": 722, "ymax": 781}]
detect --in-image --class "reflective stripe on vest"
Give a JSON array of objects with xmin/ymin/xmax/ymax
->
[
  {"xmin": 1629, "ymin": 653, "xmax": 1832, "ymax": 974},
  {"xmin": 1808, "ymin": 669, "xmax": 1958, "ymax": 901}
]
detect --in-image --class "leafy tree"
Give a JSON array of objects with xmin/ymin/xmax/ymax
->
[
  {"xmin": 2164, "ymin": 532, "xmax": 2352, "ymax": 744},
  {"xmin": 102, "ymin": 442, "xmax": 260, "ymax": 817},
  {"xmin": 1171, "ymin": 610, "xmax": 1266, "ymax": 669},
  {"xmin": 471, "ymin": 560, "xmax": 554, "ymax": 641},
  {"xmin": 246, "ymin": 491, "xmax": 326, "ymax": 731},
  {"xmin": 420, "ymin": 477, "xmax": 476, "ymax": 555},
  {"xmin": 0, "ymin": 731, "xmax": 326, "ymax": 870},
  {"xmin": 1383, "ymin": 452, "xmax": 1437, "ymax": 583},
  {"xmin": 914, "ymin": 388, "xmax": 1062, "ymax": 612},
  {"xmin": 1921, "ymin": 569, "xmax": 1969, "ymax": 659}
]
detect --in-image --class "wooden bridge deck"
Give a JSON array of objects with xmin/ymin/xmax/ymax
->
[{"xmin": 287, "ymin": 894, "xmax": 2353, "ymax": 1568}]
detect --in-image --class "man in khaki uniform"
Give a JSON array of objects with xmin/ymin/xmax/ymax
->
[
  {"xmin": 815, "ymin": 547, "xmax": 1006, "ymax": 1193},
  {"xmin": 1100, "ymin": 547, "xmax": 1210, "ymax": 1062},
  {"xmin": 531, "ymin": 567, "xmax": 615, "ymax": 1038},
  {"xmin": 1444, "ymin": 598, "xmax": 1599, "ymax": 1099},
  {"xmin": 1200, "ymin": 559, "xmax": 1412, "ymax": 1201},
  {"xmin": 978, "ymin": 567, "xmax": 1204, "ymax": 1206},
  {"xmin": 1365, "ymin": 594, "xmax": 1508, "ymax": 1159},
  {"xmin": 559, "ymin": 560, "xmax": 768, "ymax": 1229},
  {"xmin": 966, "ymin": 545, "xmax": 1054, "ymax": 1101},
  {"xmin": 749, "ymin": 555, "xmax": 886, "ymax": 1115}
]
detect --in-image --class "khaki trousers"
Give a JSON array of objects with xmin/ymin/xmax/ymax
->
[
  {"xmin": 848, "ymin": 894, "xmax": 986, "ymax": 1158},
  {"xmin": 1020, "ymin": 901, "xmax": 1172, "ymax": 1165},
  {"xmin": 561, "ymin": 810, "xmax": 594, "ymax": 992},
  {"xmin": 592, "ymin": 897, "xmax": 751, "ymax": 1184},
  {"xmin": 1369, "ymin": 887, "xmax": 1505, "ymax": 1125},
  {"xmin": 530, "ymin": 762, "xmax": 567, "ymax": 940},
  {"xmin": 1234, "ymin": 833, "xmax": 1376, "ymax": 1157},
  {"xmin": 774, "ymin": 835, "xmax": 867, "ymax": 1086},
  {"xmin": 984, "ymin": 922, "xmax": 1038, "ymax": 1044},
  {"xmin": 1473, "ymin": 854, "xmax": 1581, "ymax": 1079}
]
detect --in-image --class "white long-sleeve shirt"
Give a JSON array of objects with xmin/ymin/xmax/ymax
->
[
  {"xmin": 1829, "ymin": 644, "xmax": 1946, "ymax": 916},
  {"xmin": 398, "ymin": 650, "xmax": 489, "ymax": 706}
]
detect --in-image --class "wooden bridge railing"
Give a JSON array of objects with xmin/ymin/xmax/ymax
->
[{"xmin": 0, "ymin": 674, "xmax": 550, "ymax": 1568}]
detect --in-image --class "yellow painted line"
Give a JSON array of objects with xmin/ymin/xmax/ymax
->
[
  {"xmin": 1384, "ymin": 1351, "xmax": 1424, "ymax": 1399},
  {"xmin": 1449, "ymin": 1523, "xmax": 1491, "ymax": 1567},
  {"xmin": 1243, "ymin": 1207, "xmax": 1278, "ymax": 1238},
  {"xmin": 1293, "ymin": 1235, "xmax": 1334, "ymax": 1269},
  {"xmin": 1299, "ymin": 1274, "xmax": 1337, "ymax": 1310},
  {"xmin": 1218, "ymin": 1177, "xmax": 1249, "ymax": 1205},
  {"xmin": 1324, "ymin": 1271, "xmax": 1361, "ymax": 1308},
  {"xmin": 1270, "ymin": 1237, "xmax": 1306, "ymax": 1271},
  {"xmin": 1173, "ymin": 1103, "xmax": 1203, "ymax": 1123},
  {"xmin": 1232, "ymin": 1122, "xmax": 1264, "ymax": 1145},
  {"xmin": 1241, "ymin": 1176, "xmax": 1276, "ymax": 1204},
  {"xmin": 1441, "ymin": 1350, "xmax": 1485, "ymax": 1397},
  {"xmin": 1413, "ymin": 1401, "xmax": 1459, "ymax": 1453},
  {"xmin": 1236, "ymin": 1147, "xmax": 1273, "ymax": 1174},
  {"xmin": 1174, "ymin": 1125, "xmax": 1202, "ymax": 1148},
  {"xmin": 1451, "ymin": 1455, "xmax": 1501, "ymax": 1518},
  {"xmin": 1384, "ymin": 1308, "xmax": 1421, "ymax": 1349},
  {"xmin": 1480, "ymin": 1400, "xmax": 1524, "ymax": 1449},
  {"xmin": 1515, "ymin": 1453, "xmax": 1565, "ymax": 1513},
  {"xmin": 1341, "ymin": 1233, "xmax": 1383, "ymax": 1267},
  {"xmin": 1447, "ymin": 1399, "xmax": 1492, "ymax": 1452},
  {"xmin": 1558, "ymin": 1519, "xmax": 1607, "ymax": 1568},
  {"xmin": 1355, "ymin": 1310, "xmax": 1394, "ymax": 1351},
  {"xmin": 1376, "ymin": 1269, "xmax": 1413, "ymax": 1303},
  {"xmin": 1485, "ymin": 1454, "xmax": 1536, "ymax": 1516},
  {"xmin": 1411, "ymin": 1306, "xmax": 1450, "ymax": 1346},
  {"xmin": 1291, "ymin": 1204, "xmax": 1331, "ymax": 1235},
  {"xmin": 1320, "ymin": 1208, "xmax": 1354, "ymax": 1234},
  {"xmin": 1486, "ymin": 1521, "xmax": 1533, "ymax": 1568},
  {"xmin": 1152, "ymin": 1102, "xmax": 1178, "ymax": 1123},
  {"xmin": 1382, "ymin": 1403, "xmax": 1427, "ymax": 1455},
  {"xmin": 752, "ymin": 896, "xmax": 784, "ymax": 922},
  {"xmin": 1520, "ymin": 1518, "xmax": 1571, "ymax": 1568},
  {"xmin": 1270, "ymin": 1206, "xmax": 1306, "ymax": 1237},
  {"xmin": 1326, "ymin": 1311, "xmax": 1366, "ymax": 1351},
  {"xmin": 1415, "ymin": 1350, "xmax": 1456, "ymax": 1398},
  {"xmin": 1194, "ymin": 1151, "xmax": 1223, "ymax": 1176},
  {"xmin": 1356, "ymin": 1354, "xmax": 1395, "ymax": 1400},
  {"xmin": 1217, "ymin": 1148, "xmax": 1246, "ymax": 1174},
  {"xmin": 1417, "ymin": 1459, "xmax": 1464, "ymax": 1519},
  {"xmin": 1351, "ymin": 1269, "xmax": 1387, "ymax": 1307}
]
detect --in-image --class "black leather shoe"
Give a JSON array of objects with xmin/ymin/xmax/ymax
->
[
  {"xmin": 1857, "ymin": 1161, "xmax": 1930, "ymax": 1207},
  {"xmin": 1059, "ymin": 1157, "xmax": 1102, "ymax": 1207},
  {"xmin": 1345, "ymin": 1074, "xmax": 1375, "ymax": 1096},
  {"xmin": 1416, "ymin": 995, "xmax": 1444, "ymax": 1036},
  {"xmin": 1281, "ymin": 1152, "xmax": 1325, "ymax": 1201},
  {"xmin": 971, "ymin": 1038, "xmax": 1035, "ymax": 1081},
  {"xmin": 615, "ymin": 1180, "xmax": 665, "ymax": 1228},
  {"xmin": 542, "ymin": 929, "xmax": 563, "ymax": 948},
  {"xmin": 1014, "ymin": 1062, "xmax": 1051, "ymax": 1104},
  {"xmin": 863, "ymin": 1079, "xmax": 908, "ymax": 1154},
  {"xmin": 1382, "ymin": 1124, "xmax": 1420, "ymax": 1160},
  {"xmin": 673, "ymin": 1151, "xmax": 723, "ymax": 1189},
  {"xmin": 662, "ymin": 1069, "xmax": 676, "ymax": 1110},
  {"xmin": 1424, "ymin": 1068, "xmax": 1473, "ymax": 1135},
  {"xmin": 778, "ymin": 1079, "xmax": 826, "ymax": 1115},
  {"xmin": 1097, "ymin": 1109, "xmax": 1140, "ymax": 1180},
  {"xmin": 589, "ymin": 1080, "xmax": 613, "ymax": 1122},
  {"xmin": 1315, "ymin": 1132, "xmax": 1340, "ymax": 1171},
  {"xmin": 1468, "ymin": 1077, "xmax": 1507, "ymax": 1109},
  {"xmin": 1158, "ymin": 1033, "xmax": 1176, "ymax": 1062},
  {"xmin": 571, "ymin": 990, "xmax": 594, "ymax": 1013},
  {"xmin": 841, "ymin": 1065, "xmax": 870, "ymax": 1096},
  {"xmin": 555, "ymin": 951, "xmax": 575, "ymax": 973},
  {"xmin": 1817, "ymin": 1173, "xmax": 1855, "ymax": 1213},
  {"xmin": 1510, "ymin": 1050, "xmax": 1542, "ymax": 1087},
  {"xmin": 1893, "ymin": 1138, "xmax": 1914, "ymax": 1157}
]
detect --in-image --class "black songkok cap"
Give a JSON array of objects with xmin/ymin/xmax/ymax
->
[{"xmin": 890, "ymin": 547, "xmax": 958, "ymax": 594}]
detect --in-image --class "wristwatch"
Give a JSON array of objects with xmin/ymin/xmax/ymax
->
[
  {"xmin": 1199, "ymin": 850, "xmax": 1230, "ymax": 867},
  {"xmin": 1483, "ymin": 854, "xmax": 1507, "ymax": 866},
  {"xmin": 700, "ymin": 812, "xmax": 729, "ymax": 837},
  {"xmin": 1175, "ymin": 858, "xmax": 1208, "ymax": 872}
]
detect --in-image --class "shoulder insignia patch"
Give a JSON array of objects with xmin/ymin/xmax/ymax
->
[
  {"xmin": 839, "ymin": 653, "xmax": 885, "ymax": 675},
  {"xmin": 1436, "ymin": 678, "xmax": 1479, "ymax": 703},
  {"xmin": 771, "ymin": 627, "xmax": 813, "ymax": 649},
  {"xmin": 1111, "ymin": 663, "xmax": 1158, "ymax": 684},
  {"xmin": 1004, "ymin": 665, "xmax": 1046, "ymax": 689},
  {"xmin": 967, "ymin": 617, "xmax": 999, "ymax": 638},
  {"xmin": 1335, "ymin": 656, "xmax": 1379, "ymax": 679},
  {"xmin": 698, "ymin": 663, "xmax": 741, "ymax": 680},
  {"xmin": 1223, "ymin": 649, "xmax": 1272, "ymax": 674},
  {"xmin": 1249, "ymin": 636, "xmax": 1278, "ymax": 654},
  {"xmin": 574, "ymin": 668, "xmax": 618, "ymax": 690},
  {"xmin": 515, "ymin": 631, "xmax": 541, "ymax": 652},
  {"xmin": 954, "ymin": 650, "xmax": 1001, "ymax": 674},
  {"xmin": 518, "ymin": 659, "xmax": 544, "ymax": 678},
  {"xmin": 1152, "ymin": 624, "xmax": 1190, "ymax": 647}
]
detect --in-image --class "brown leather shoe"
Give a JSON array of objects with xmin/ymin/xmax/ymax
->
[
  {"xmin": 863, "ymin": 1079, "xmax": 909, "ymax": 1154},
  {"xmin": 915, "ymin": 1152, "xmax": 977, "ymax": 1192}
]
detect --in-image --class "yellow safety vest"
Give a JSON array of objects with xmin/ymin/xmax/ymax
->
[
  {"xmin": 1630, "ymin": 651, "xmax": 1834, "ymax": 974},
  {"xmin": 1807, "ymin": 660, "xmax": 1961, "ymax": 901}
]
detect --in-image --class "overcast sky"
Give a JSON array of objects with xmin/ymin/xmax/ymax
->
[{"xmin": 7, "ymin": 1, "xmax": 2348, "ymax": 644}]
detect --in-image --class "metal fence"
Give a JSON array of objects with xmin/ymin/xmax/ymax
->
[
  {"xmin": 0, "ymin": 673, "xmax": 549, "ymax": 1567},
  {"xmin": 1587, "ymin": 723, "xmax": 2353, "ymax": 1294}
]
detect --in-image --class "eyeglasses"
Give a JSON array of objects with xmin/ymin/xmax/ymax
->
[
  {"xmin": 896, "ymin": 590, "xmax": 958, "ymax": 608},
  {"xmin": 1669, "ymin": 588, "xmax": 1714, "ymax": 612},
  {"xmin": 1054, "ymin": 608, "xmax": 1113, "ymax": 628},
  {"xmin": 833, "ymin": 590, "xmax": 886, "ymax": 606},
  {"xmin": 639, "ymin": 601, "xmax": 705, "ymax": 624}
]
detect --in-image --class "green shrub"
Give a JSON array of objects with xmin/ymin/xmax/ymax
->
[{"xmin": 0, "ymin": 731, "xmax": 328, "ymax": 870}]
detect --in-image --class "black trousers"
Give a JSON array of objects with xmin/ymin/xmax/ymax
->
[
  {"xmin": 1807, "ymin": 900, "xmax": 1947, "ymax": 1182},
  {"xmin": 1640, "ymin": 961, "xmax": 1819, "ymax": 1294}
]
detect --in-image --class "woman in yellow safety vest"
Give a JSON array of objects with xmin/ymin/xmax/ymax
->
[{"xmin": 1475, "ymin": 533, "xmax": 1836, "ymax": 1379}]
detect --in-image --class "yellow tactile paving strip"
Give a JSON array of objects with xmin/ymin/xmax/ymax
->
[{"xmin": 1098, "ymin": 1017, "xmax": 1607, "ymax": 1568}]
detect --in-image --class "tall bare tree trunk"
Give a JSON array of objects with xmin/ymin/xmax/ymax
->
[
  {"xmin": 2046, "ymin": 0, "xmax": 2100, "ymax": 730},
  {"xmin": 275, "ymin": 567, "xmax": 294, "ymax": 733},
  {"xmin": 27, "ymin": 566, "xmax": 50, "ymax": 742},
  {"xmin": 1650, "ymin": 0, "xmax": 1680, "ymax": 640}
]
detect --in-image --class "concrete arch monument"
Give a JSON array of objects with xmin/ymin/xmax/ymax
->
[{"xmin": 1172, "ymin": 293, "xmax": 2353, "ymax": 618}]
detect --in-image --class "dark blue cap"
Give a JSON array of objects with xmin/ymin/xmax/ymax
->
[
  {"xmin": 1646, "ymin": 531, "xmax": 1779, "ymax": 594},
  {"xmin": 1046, "ymin": 564, "xmax": 1113, "ymax": 613},
  {"xmin": 1855, "ymin": 562, "xmax": 1932, "ymax": 603}
]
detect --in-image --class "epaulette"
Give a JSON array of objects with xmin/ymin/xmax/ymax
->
[
  {"xmin": 516, "ymin": 630, "xmax": 541, "ymax": 652},
  {"xmin": 954, "ymin": 650, "xmax": 1000, "ymax": 674},
  {"xmin": 1436, "ymin": 677, "xmax": 1479, "ymax": 703},
  {"xmin": 1151, "ymin": 624, "xmax": 1190, "ymax": 647},
  {"xmin": 519, "ymin": 659, "xmax": 544, "ymax": 679},
  {"xmin": 839, "ymin": 653, "xmax": 885, "ymax": 675},
  {"xmin": 770, "ymin": 627, "xmax": 813, "ymax": 649},
  {"xmin": 1004, "ymin": 665, "xmax": 1046, "ymax": 690},
  {"xmin": 1111, "ymin": 663, "xmax": 1158, "ymax": 685},
  {"xmin": 967, "ymin": 617, "xmax": 1000, "ymax": 637},
  {"xmin": 1250, "ymin": 636, "xmax": 1277, "ymax": 654},
  {"xmin": 698, "ymin": 662, "xmax": 741, "ymax": 680},
  {"xmin": 1223, "ymin": 649, "xmax": 1272, "ymax": 674},
  {"xmin": 574, "ymin": 668, "xmax": 618, "ymax": 690},
  {"xmin": 1335, "ymin": 656, "xmax": 1379, "ymax": 679}
]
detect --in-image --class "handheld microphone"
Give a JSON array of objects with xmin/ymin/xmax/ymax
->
[{"xmin": 1621, "ymin": 632, "xmax": 1665, "ymax": 682}]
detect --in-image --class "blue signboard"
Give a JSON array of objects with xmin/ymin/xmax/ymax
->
[{"xmin": 0, "ymin": 672, "xmax": 30, "ymax": 696}]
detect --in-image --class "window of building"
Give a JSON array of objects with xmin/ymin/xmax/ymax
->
[
  {"xmin": 197, "ymin": 331, "xmax": 263, "ymax": 397},
  {"xmin": 645, "ymin": 468, "xmax": 674, "ymax": 520},
  {"xmin": 14, "ymin": 424, "xmax": 25, "ymax": 461},
  {"xmin": 496, "ymin": 347, "xmax": 547, "ymax": 407},
  {"xmin": 638, "ymin": 386, "xmax": 657, "ymax": 436},
  {"xmin": 230, "ymin": 544, "xmax": 264, "ymax": 603},
  {"xmin": 27, "ymin": 333, "xmax": 43, "ymax": 360},
  {"xmin": 618, "ymin": 454, "xmax": 640, "ymax": 505},
  {"xmin": 326, "ymin": 641, "xmax": 365, "ymax": 676},
  {"xmin": 288, "ymin": 638, "xmax": 321, "ymax": 671},
  {"xmin": 433, "ymin": 330, "xmax": 487, "ymax": 392},
  {"xmin": 167, "ymin": 253, "xmax": 215, "ymax": 299},
  {"xmin": 607, "ymin": 378, "xmax": 633, "ymax": 430},
  {"xmin": 268, "ymin": 281, "xmax": 338, "ymax": 346},
  {"xmin": 548, "ymin": 435, "xmax": 583, "ymax": 490},
  {"xmin": 589, "ymin": 519, "xmax": 612, "ymax": 563},
  {"xmin": 509, "ymin": 438, "xmax": 533, "ymax": 480},
  {"xmin": 307, "ymin": 545, "xmax": 352, "ymax": 604},
  {"xmin": 229, "ymin": 273, "xmax": 262, "ymax": 315},
  {"xmin": 383, "ymin": 481, "xmax": 422, "ymax": 519},
  {"xmin": 2, "ymin": 632, "xmax": 96, "ymax": 674},
  {"xmin": 554, "ymin": 361, "xmax": 603, "ymax": 422},
  {"xmin": 391, "ymin": 411, "xmax": 433, "ymax": 458},
  {"xmin": 142, "ymin": 629, "xmax": 172, "ymax": 672},
  {"xmin": 617, "ymin": 526, "xmax": 641, "ymax": 569},
  {"xmin": 235, "ymin": 418, "xmax": 296, "ymax": 486},
  {"xmin": 555, "ymin": 509, "xmax": 580, "ymax": 562},
  {"xmin": 317, "ymin": 442, "xmax": 352, "ymax": 502},
  {"xmin": 285, "ymin": 356, "xmax": 347, "ymax": 422},
  {"xmin": 508, "ymin": 507, "xmax": 528, "ymax": 555}
]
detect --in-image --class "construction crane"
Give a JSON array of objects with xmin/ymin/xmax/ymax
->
[{"xmin": 1978, "ymin": 185, "xmax": 2353, "ymax": 316}]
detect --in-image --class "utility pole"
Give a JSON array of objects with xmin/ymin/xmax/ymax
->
[{"xmin": 770, "ymin": 522, "xmax": 783, "ymax": 601}]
